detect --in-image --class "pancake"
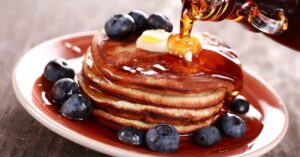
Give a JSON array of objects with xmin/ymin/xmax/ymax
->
[
  {"xmin": 78, "ymin": 31, "xmax": 244, "ymax": 134},
  {"xmin": 82, "ymin": 50, "xmax": 227, "ymax": 109},
  {"xmin": 91, "ymin": 32, "xmax": 243, "ymax": 93},
  {"xmin": 93, "ymin": 109, "xmax": 217, "ymax": 134},
  {"xmin": 78, "ymin": 74, "xmax": 223, "ymax": 125}
]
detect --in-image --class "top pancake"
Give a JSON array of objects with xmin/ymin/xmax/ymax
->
[{"xmin": 91, "ymin": 32, "xmax": 243, "ymax": 94}]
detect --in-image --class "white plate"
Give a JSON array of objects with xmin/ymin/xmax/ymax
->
[{"xmin": 13, "ymin": 32, "xmax": 289, "ymax": 157}]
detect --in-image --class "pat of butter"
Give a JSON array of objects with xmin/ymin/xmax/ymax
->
[{"xmin": 136, "ymin": 30, "xmax": 170, "ymax": 53}]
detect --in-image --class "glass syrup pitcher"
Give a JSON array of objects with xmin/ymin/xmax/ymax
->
[{"xmin": 178, "ymin": 0, "xmax": 300, "ymax": 51}]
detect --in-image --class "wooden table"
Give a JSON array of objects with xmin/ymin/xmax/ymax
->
[{"xmin": 1, "ymin": 0, "xmax": 299, "ymax": 156}]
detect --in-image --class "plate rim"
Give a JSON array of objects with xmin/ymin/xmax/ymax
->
[{"xmin": 12, "ymin": 31, "xmax": 289, "ymax": 157}]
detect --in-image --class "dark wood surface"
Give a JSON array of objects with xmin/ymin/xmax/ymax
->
[{"xmin": 0, "ymin": 0, "xmax": 299, "ymax": 156}]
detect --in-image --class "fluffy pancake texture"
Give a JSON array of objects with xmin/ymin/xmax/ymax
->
[
  {"xmin": 93, "ymin": 109, "xmax": 216, "ymax": 134},
  {"xmin": 82, "ymin": 51, "xmax": 227, "ymax": 109},
  {"xmin": 78, "ymin": 74, "xmax": 222, "ymax": 125},
  {"xmin": 78, "ymin": 32, "xmax": 243, "ymax": 134}
]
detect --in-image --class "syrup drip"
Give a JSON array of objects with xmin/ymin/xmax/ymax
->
[
  {"xmin": 167, "ymin": 0, "xmax": 244, "ymax": 101},
  {"xmin": 168, "ymin": 34, "xmax": 201, "ymax": 57}
]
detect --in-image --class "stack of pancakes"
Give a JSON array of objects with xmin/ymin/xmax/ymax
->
[{"xmin": 78, "ymin": 32, "xmax": 243, "ymax": 134}]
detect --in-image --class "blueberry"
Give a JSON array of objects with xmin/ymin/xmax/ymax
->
[
  {"xmin": 43, "ymin": 59, "xmax": 75, "ymax": 83},
  {"xmin": 60, "ymin": 94, "xmax": 92, "ymax": 120},
  {"xmin": 195, "ymin": 126, "xmax": 221, "ymax": 146},
  {"xmin": 146, "ymin": 124, "xmax": 179, "ymax": 153},
  {"xmin": 217, "ymin": 114, "xmax": 246, "ymax": 138},
  {"xmin": 105, "ymin": 14, "xmax": 136, "ymax": 39},
  {"xmin": 51, "ymin": 78, "xmax": 81, "ymax": 105},
  {"xmin": 128, "ymin": 10, "xmax": 149, "ymax": 33},
  {"xmin": 118, "ymin": 126, "xmax": 145, "ymax": 146},
  {"xmin": 147, "ymin": 13, "xmax": 173, "ymax": 32},
  {"xmin": 230, "ymin": 97, "xmax": 250, "ymax": 114}
]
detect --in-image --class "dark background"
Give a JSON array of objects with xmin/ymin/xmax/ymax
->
[{"xmin": 0, "ymin": 0, "xmax": 299, "ymax": 156}]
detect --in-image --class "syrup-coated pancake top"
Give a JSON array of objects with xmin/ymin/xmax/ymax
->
[{"xmin": 91, "ymin": 32, "xmax": 243, "ymax": 95}]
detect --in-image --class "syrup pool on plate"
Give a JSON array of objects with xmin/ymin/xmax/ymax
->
[{"xmin": 33, "ymin": 61, "xmax": 264, "ymax": 155}]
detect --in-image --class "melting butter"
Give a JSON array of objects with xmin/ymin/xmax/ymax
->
[{"xmin": 136, "ymin": 29, "xmax": 170, "ymax": 53}]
